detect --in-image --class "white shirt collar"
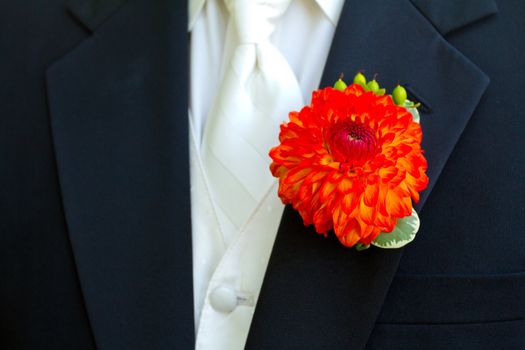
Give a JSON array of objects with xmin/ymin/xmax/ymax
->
[
  {"xmin": 188, "ymin": 0, "xmax": 345, "ymax": 31},
  {"xmin": 316, "ymin": 0, "xmax": 345, "ymax": 26},
  {"xmin": 189, "ymin": 0, "xmax": 206, "ymax": 31}
]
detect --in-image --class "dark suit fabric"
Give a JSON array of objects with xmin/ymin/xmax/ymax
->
[
  {"xmin": 1, "ymin": 0, "xmax": 524, "ymax": 349},
  {"xmin": 1, "ymin": 0, "xmax": 194, "ymax": 349},
  {"xmin": 1, "ymin": 2, "xmax": 96, "ymax": 348},
  {"xmin": 373, "ymin": 1, "xmax": 525, "ymax": 347}
]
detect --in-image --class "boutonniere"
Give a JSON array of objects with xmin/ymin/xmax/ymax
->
[{"xmin": 269, "ymin": 72, "xmax": 429, "ymax": 250}]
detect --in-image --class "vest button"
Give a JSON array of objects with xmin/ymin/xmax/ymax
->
[{"xmin": 209, "ymin": 286, "xmax": 237, "ymax": 313}]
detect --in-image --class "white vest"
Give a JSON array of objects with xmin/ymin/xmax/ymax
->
[{"xmin": 190, "ymin": 118, "xmax": 284, "ymax": 349}]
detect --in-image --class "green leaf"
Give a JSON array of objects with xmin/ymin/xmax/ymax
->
[
  {"xmin": 355, "ymin": 243, "xmax": 370, "ymax": 251},
  {"xmin": 371, "ymin": 208, "xmax": 420, "ymax": 249},
  {"xmin": 403, "ymin": 100, "xmax": 420, "ymax": 123}
]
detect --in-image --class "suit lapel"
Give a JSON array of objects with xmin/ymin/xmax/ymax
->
[
  {"xmin": 247, "ymin": 0, "xmax": 492, "ymax": 348},
  {"xmin": 46, "ymin": 0, "xmax": 193, "ymax": 348}
]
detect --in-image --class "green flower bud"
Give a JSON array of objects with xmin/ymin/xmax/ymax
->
[
  {"xmin": 334, "ymin": 78, "xmax": 347, "ymax": 92},
  {"xmin": 367, "ymin": 79, "xmax": 379, "ymax": 93},
  {"xmin": 353, "ymin": 72, "xmax": 367, "ymax": 88},
  {"xmin": 392, "ymin": 84, "xmax": 407, "ymax": 105}
]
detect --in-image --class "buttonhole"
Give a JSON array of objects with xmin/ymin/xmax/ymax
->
[{"xmin": 403, "ymin": 83, "xmax": 433, "ymax": 114}]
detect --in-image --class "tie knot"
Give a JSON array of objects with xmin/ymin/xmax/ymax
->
[{"xmin": 224, "ymin": 0, "xmax": 292, "ymax": 44}]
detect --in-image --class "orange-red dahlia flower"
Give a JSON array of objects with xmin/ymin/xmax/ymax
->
[{"xmin": 269, "ymin": 84, "xmax": 428, "ymax": 248}]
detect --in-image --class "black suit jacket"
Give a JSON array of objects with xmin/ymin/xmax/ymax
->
[{"xmin": 1, "ymin": 0, "xmax": 524, "ymax": 349}]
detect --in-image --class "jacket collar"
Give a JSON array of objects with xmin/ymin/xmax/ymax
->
[
  {"xmin": 67, "ymin": 0, "xmax": 128, "ymax": 32},
  {"xmin": 410, "ymin": 0, "xmax": 499, "ymax": 35}
]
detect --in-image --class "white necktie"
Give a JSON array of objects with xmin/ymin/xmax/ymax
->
[{"xmin": 202, "ymin": 0, "xmax": 303, "ymax": 244}]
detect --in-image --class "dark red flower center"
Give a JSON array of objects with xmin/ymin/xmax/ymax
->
[{"xmin": 327, "ymin": 120, "xmax": 377, "ymax": 165}]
